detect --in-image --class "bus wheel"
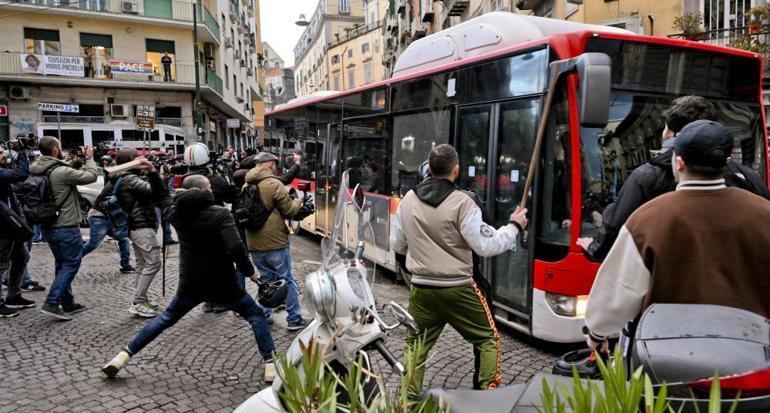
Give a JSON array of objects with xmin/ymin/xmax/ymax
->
[{"xmin": 396, "ymin": 264, "xmax": 412, "ymax": 288}]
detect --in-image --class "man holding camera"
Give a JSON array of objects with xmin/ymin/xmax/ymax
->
[
  {"xmin": 31, "ymin": 137, "xmax": 99, "ymax": 320},
  {"xmin": 0, "ymin": 139, "xmax": 36, "ymax": 317}
]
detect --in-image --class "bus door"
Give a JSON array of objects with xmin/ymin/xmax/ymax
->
[
  {"xmin": 315, "ymin": 123, "xmax": 342, "ymax": 235},
  {"xmin": 455, "ymin": 99, "xmax": 539, "ymax": 325}
]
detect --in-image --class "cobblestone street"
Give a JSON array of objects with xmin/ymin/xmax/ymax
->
[{"xmin": 1, "ymin": 233, "xmax": 563, "ymax": 412}]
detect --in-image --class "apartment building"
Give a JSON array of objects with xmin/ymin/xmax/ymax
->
[
  {"xmin": 293, "ymin": 0, "xmax": 364, "ymax": 97},
  {"xmin": 0, "ymin": 0, "xmax": 264, "ymax": 152},
  {"xmin": 261, "ymin": 42, "xmax": 296, "ymax": 112},
  {"xmin": 327, "ymin": 0, "xmax": 389, "ymax": 91}
]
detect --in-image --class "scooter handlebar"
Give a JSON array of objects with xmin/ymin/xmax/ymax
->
[{"xmin": 372, "ymin": 339, "xmax": 403, "ymax": 374}]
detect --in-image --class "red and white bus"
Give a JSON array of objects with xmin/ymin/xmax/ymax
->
[{"xmin": 264, "ymin": 13, "xmax": 769, "ymax": 343}]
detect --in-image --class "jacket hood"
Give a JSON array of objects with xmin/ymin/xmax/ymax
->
[
  {"xmin": 414, "ymin": 178, "xmax": 457, "ymax": 207},
  {"xmin": 650, "ymin": 148, "xmax": 673, "ymax": 168},
  {"xmin": 30, "ymin": 156, "xmax": 67, "ymax": 174},
  {"xmin": 174, "ymin": 189, "xmax": 215, "ymax": 215},
  {"xmin": 245, "ymin": 163, "xmax": 273, "ymax": 184}
]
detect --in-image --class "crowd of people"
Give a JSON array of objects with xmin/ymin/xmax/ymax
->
[{"xmin": 0, "ymin": 138, "xmax": 307, "ymax": 381}]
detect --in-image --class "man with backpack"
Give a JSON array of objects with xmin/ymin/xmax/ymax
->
[
  {"xmin": 0, "ymin": 141, "xmax": 36, "ymax": 317},
  {"xmin": 28, "ymin": 137, "xmax": 98, "ymax": 320},
  {"xmin": 244, "ymin": 152, "xmax": 308, "ymax": 331},
  {"xmin": 112, "ymin": 149, "xmax": 164, "ymax": 318}
]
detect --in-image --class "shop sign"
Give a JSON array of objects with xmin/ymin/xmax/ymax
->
[
  {"xmin": 226, "ymin": 118, "xmax": 240, "ymax": 128},
  {"xmin": 38, "ymin": 102, "xmax": 79, "ymax": 113}
]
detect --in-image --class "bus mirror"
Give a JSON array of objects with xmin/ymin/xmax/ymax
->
[{"xmin": 576, "ymin": 52, "xmax": 611, "ymax": 128}]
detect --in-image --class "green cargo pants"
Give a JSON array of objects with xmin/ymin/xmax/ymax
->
[{"xmin": 404, "ymin": 282, "xmax": 501, "ymax": 399}]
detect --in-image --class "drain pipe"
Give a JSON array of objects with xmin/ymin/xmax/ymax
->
[{"xmin": 648, "ymin": 14, "xmax": 655, "ymax": 36}]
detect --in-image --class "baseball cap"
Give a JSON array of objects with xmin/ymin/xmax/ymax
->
[
  {"xmin": 672, "ymin": 120, "xmax": 732, "ymax": 171},
  {"xmin": 255, "ymin": 152, "xmax": 279, "ymax": 163}
]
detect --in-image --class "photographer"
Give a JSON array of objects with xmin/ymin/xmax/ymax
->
[{"xmin": 0, "ymin": 139, "xmax": 36, "ymax": 317}]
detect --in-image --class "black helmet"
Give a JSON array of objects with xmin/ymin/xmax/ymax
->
[
  {"xmin": 552, "ymin": 348, "xmax": 604, "ymax": 379},
  {"xmin": 257, "ymin": 279, "xmax": 289, "ymax": 309}
]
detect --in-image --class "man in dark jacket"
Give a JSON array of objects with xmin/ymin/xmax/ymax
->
[
  {"xmin": 102, "ymin": 173, "xmax": 276, "ymax": 381},
  {"xmin": 578, "ymin": 96, "xmax": 770, "ymax": 261},
  {"xmin": 113, "ymin": 149, "xmax": 164, "ymax": 318},
  {"xmin": 0, "ymin": 142, "xmax": 35, "ymax": 317}
]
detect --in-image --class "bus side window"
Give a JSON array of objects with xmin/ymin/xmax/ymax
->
[{"xmin": 391, "ymin": 109, "xmax": 452, "ymax": 197}]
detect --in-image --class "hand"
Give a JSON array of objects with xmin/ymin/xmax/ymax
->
[
  {"xmin": 576, "ymin": 237, "xmax": 594, "ymax": 251},
  {"xmin": 509, "ymin": 206, "xmax": 528, "ymax": 229},
  {"xmin": 293, "ymin": 153, "xmax": 302, "ymax": 165},
  {"xmin": 84, "ymin": 146, "xmax": 94, "ymax": 159},
  {"xmin": 249, "ymin": 274, "xmax": 260, "ymax": 283},
  {"xmin": 561, "ymin": 219, "xmax": 572, "ymax": 229},
  {"xmin": 137, "ymin": 158, "xmax": 156, "ymax": 173},
  {"xmin": 586, "ymin": 335, "xmax": 609, "ymax": 353}
]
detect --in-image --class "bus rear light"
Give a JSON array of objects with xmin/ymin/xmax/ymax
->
[
  {"xmin": 685, "ymin": 367, "xmax": 770, "ymax": 398},
  {"xmin": 545, "ymin": 293, "xmax": 588, "ymax": 317}
]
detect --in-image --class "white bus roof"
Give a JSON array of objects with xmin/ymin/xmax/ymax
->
[
  {"xmin": 393, "ymin": 12, "xmax": 635, "ymax": 78},
  {"xmin": 275, "ymin": 91, "xmax": 339, "ymax": 111}
]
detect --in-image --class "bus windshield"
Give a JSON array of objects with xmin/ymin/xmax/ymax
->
[{"xmin": 579, "ymin": 39, "xmax": 765, "ymax": 238}]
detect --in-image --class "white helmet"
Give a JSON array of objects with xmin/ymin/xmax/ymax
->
[{"xmin": 183, "ymin": 143, "xmax": 210, "ymax": 166}]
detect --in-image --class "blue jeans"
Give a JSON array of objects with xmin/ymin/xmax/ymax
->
[
  {"xmin": 126, "ymin": 293, "xmax": 275, "ymax": 360},
  {"xmin": 32, "ymin": 225, "xmax": 42, "ymax": 243},
  {"xmin": 155, "ymin": 208, "xmax": 174, "ymax": 242},
  {"xmin": 81, "ymin": 216, "xmax": 131, "ymax": 268},
  {"xmin": 43, "ymin": 226, "xmax": 84, "ymax": 306},
  {"xmin": 250, "ymin": 248, "xmax": 301, "ymax": 323}
]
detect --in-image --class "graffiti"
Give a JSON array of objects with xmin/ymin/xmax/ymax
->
[{"xmin": 11, "ymin": 117, "xmax": 35, "ymax": 137}]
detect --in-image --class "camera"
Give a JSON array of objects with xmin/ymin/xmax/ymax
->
[{"xmin": 7, "ymin": 134, "xmax": 38, "ymax": 151}]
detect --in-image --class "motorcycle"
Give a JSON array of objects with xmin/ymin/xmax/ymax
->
[
  {"xmin": 234, "ymin": 171, "xmax": 419, "ymax": 412},
  {"xmin": 426, "ymin": 303, "xmax": 770, "ymax": 412}
]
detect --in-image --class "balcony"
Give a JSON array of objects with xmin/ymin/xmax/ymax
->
[
  {"xmin": 206, "ymin": 68, "xmax": 223, "ymax": 95},
  {"xmin": 4, "ymin": 0, "xmax": 220, "ymax": 44},
  {"xmin": 444, "ymin": 0, "xmax": 470, "ymax": 17},
  {"xmin": 327, "ymin": 22, "xmax": 381, "ymax": 49},
  {"xmin": 669, "ymin": 24, "xmax": 770, "ymax": 75}
]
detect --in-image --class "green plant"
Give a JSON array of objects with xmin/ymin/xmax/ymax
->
[
  {"xmin": 673, "ymin": 11, "xmax": 703, "ymax": 35},
  {"xmin": 536, "ymin": 347, "xmax": 739, "ymax": 413},
  {"xmin": 729, "ymin": 34, "xmax": 769, "ymax": 54},
  {"xmin": 275, "ymin": 336, "xmax": 447, "ymax": 413},
  {"xmin": 749, "ymin": 5, "xmax": 769, "ymax": 22}
]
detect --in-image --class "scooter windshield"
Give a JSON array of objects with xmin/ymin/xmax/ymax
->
[{"xmin": 321, "ymin": 170, "xmax": 378, "ymax": 282}]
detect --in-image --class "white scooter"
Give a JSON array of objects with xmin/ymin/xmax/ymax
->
[{"xmin": 234, "ymin": 172, "xmax": 418, "ymax": 412}]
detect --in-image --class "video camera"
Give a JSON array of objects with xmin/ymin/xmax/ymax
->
[{"xmin": 7, "ymin": 134, "xmax": 38, "ymax": 151}]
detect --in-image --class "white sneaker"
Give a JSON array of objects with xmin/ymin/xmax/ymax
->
[
  {"xmin": 102, "ymin": 350, "xmax": 130, "ymax": 378},
  {"xmin": 128, "ymin": 303, "xmax": 157, "ymax": 318},
  {"xmin": 264, "ymin": 361, "xmax": 276, "ymax": 383}
]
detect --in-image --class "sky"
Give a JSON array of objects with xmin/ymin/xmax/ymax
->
[{"xmin": 260, "ymin": 0, "xmax": 318, "ymax": 68}]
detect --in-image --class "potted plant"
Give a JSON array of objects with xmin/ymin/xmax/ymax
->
[
  {"xmin": 748, "ymin": 5, "xmax": 768, "ymax": 34},
  {"xmin": 673, "ymin": 11, "xmax": 704, "ymax": 40}
]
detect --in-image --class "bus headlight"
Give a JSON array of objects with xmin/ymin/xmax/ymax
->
[{"xmin": 545, "ymin": 293, "xmax": 588, "ymax": 317}]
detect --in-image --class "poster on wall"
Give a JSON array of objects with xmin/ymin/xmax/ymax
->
[
  {"xmin": 20, "ymin": 54, "xmax": 84, "ymax": 77},
  {"xmin": 110, "ymin": 60, "xmax": 154, "ymax": 74}
]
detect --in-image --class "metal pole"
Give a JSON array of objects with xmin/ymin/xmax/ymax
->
[
  {"xmin": 57, "ymin": 111, "xmax": 61, "ymax": 140},
  {"xmin": 193, "ymin": 1, "xmax": 203, "ymax": 142}
]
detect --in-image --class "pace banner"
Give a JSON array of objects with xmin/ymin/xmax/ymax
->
[
  {"xmin": 110, "ymin": 60, "xmax": 154, "ymax": 74},
  {"xmin": 20, "ymin": 54, "xmax": 84, "ymax": 77}
]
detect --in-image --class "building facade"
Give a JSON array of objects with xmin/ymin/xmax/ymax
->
[
  {"xmin": 0, "ymin": 0, "xmax": 264, "ymax": 152},
  {"xmin": 261, "ymin": 41, "xmax": 296, "ymax": 112},
  {"xmin": 293, "ymin": 0, "xmax": 365, "ymax": 97}
]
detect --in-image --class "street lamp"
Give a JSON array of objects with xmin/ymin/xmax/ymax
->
[{"xmin": 295, "ymin": 14, "xmax": 309, "ymax": 26}]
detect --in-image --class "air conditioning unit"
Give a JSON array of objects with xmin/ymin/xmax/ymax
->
[
  {"xmin": 236, "ymin": 96, "xmax": 244, "ymax": 103},
  {"xmin": 246, "ymin": 67, "xmax": 254, "ymax": 76},
  {"xmin": 122, "ymin": 1, "xmax": 139, "ymax": 14},
  {"xmin": 110, "ymin": 104, "xmax": 128, "ymax": 118},
  {"xmin": 9, "ymin": 86, "xmax": 30, "ymax": 100},
  {"xmin": 235, "ymin": 50, "xmax": 242, "ymax": 60},
  {"xmin": 240, "ymin": 60, "xmax": 247, "ymax": 68},
  {"xmin": 224, "ymin": 37, "xmax": 233, "ymax": 49},
  {"xmin": 204, "ymin": 43, "xmax": 215, "ymax": 59}
]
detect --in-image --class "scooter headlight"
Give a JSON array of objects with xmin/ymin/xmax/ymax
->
[{"xmin": 305, "ymin": 271, "xmax": 336, "ymax": 322}]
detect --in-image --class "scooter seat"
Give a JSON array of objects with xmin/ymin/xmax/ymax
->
[{"xmin": 425, "ymin": 384, "xmax": 526, "ymax": 413}]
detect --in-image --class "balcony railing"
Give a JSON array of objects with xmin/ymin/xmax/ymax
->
[
  {"xmin": 669, "ymin": 25, "xmax": 770, "ymax": 72},
  {"xmin": 201, "ymin": 6, "xmax": 221, "ymax": 39},
  {"xmin": 327, "ymin": 22, "xmax": 381, "ymax": 49},
  {"xmin": 0, "ymin": 51, "xmax": 225, "ymax": 89}
]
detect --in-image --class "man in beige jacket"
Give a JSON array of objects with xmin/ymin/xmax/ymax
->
[{"xmin": 245, "ymin": 152, "xmax": 307, "ymax": 331}]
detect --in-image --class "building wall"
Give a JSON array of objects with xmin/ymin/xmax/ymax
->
[
  {"xmin": 564, "ymin": 0, "xmax": 682, "ymax": 37},
  {"xmin": 326, "ymin": 25, "xmax": 388, "ymax": 90}
]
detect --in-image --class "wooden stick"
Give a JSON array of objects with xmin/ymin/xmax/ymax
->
[
  {"xmin": 519, "ymin": 68, "xmax": 561, "ymax": 209},
  {"xmin": 104, "ymin": 159, "xmax": 144, "ymax": 176}
]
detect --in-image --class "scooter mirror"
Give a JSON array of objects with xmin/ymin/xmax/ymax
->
[
  {"xmin": 352, "ymin": 184, "xmax": 365, "ymax": 210},
  {"xmin": 387, "ymin": 301, "xmax": 420, "ymax": 334}
]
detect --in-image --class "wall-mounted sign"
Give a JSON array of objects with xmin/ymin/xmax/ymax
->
[
  {"xmin": 110, "ymin": 60, "xmax": 154, "ymax": 74},
  {"xmin": 136, "ymin": 105, "xmax": 156, "ymax": 130},
  {"xmin": 38, "ymin": 102, "xmax": 79, "ymax": 113},
  {"xmin": 21, "ymin": 54, "xmax": 84, "ymax": 77},
  {"xmin": 226, "ymin": 118, "xmax": 241, "ymax": 128}
]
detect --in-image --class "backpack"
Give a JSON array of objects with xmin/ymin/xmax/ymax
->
[
  {"xmin": 17, "ymin": 164, "xmax": 72, "ymax": 226},
  {"xmin": 233, "ymin": 183, "xmax": 273, "ymax": 231},
  {"xmin": 102, "ymin": 177, "xmax": 129, "ymax": 239}
]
